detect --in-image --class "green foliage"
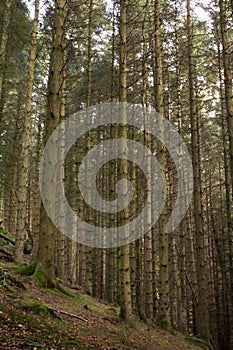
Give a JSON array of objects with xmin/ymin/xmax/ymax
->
[
  {"xmin": 0, "ymin": 0, "xmax": 32, "ymax": 197},
  {"xmin": 7, "ymin": 0, "xmax": 31, "ymax": 56},
  {"xmin": 69, "ymin": 56, "xmax": 114, "ymax": 111}
]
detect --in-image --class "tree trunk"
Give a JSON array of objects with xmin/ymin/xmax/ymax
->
[
  {"xmin": 31, "ymin": 117, "xmax": 43, "ymax": 260},
  {"xmin": 152, "ymin": 0, "xmax": 170, "ymax": 330},
  {"xmin": 219, "ymin": 0, "xmax": 233, "ymax": 196},
  {"xmin": 119, "ymin": 0, "xmax": 132, "ymax": 321},
  {"xmin": 0, "ymin": 0, "xmax": 11, "ymax": 120},
  {"xmin": 14, "ymin": 0, "xmax": 40, "ymax": 263},
  {"xmin": 186, "ymin": 0, "xmax": 209, "ymax": 340},
  {"xmin": 37, "ymin": 0, "xmax": 67, "ymax": 282},
  {"xmin": 141, "ymin": 14, "xmax": 154, "ymax": 320}
]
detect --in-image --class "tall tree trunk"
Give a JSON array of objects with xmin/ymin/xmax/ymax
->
[
  {"xmin": 56, "ymin": 28, "xmax": 67, "ymax": 280},
  {"xmin": 0, "ymin": 0, "xmax": 11, "ymax": 122},
  {"xmin": 216, "ymin": 19, "xmax": 233, "ymax": 348},
  {"xmin": 174, "ymin": 7, "xmax": 187, "ymax": 330},
  {"xmin": 152, "ymin": 0, "xmax": 170, "ymax": 330},
  {"xmin": 119, "ymin": 0, "xmax": 132, "ymax": 321},
  {"xmin": 84, "ymin": 0, "xmax": 94, "ymax": 295},
  {"xmin": 31, "ymin": 116, "xmax": 43, "ymax": 260},
  {"xmin": 4, "ymin": 89, "xmax": 23, "ymax": 232},
  {"xmin": 37, "ymin": 0, "xmax": 67, "ymax": 281},
  {"xmin": 87, "ymin": 0, "xmax": 93, "ymax": 108},
  {"xmin": 142, "ymin": 24, "xmax": 153, "ymax": 319},
  {"xmin": 14, "ymin": 0, "xmax": 40, "ymax": 263},
  {"xmin": 219, "ymin": 0, "xmax": 233, "ymax": 196},
  {"xmin": 111, "ymin": 1, "xmax": 116, "ymax": 102},
  {"xmin": 186, "ymin": 0, "xmax": 209, "ymax": 340}
]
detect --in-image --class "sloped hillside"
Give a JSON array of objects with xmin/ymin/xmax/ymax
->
[{"xmin": 0, "ymin": 230, "xmax": 207, "ymax": 350}]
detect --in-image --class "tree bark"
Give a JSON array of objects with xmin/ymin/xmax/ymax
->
[
  {"xmin": 0, "ymin": 0, "xmax": 11, "ymax": 122},
  {"xmin": 37, "ymin": 0, "xmax": 67, "ymax": 281},
  {"xmin": 219, "ymin": 0, "xmax": 233, "ymax": 196},
  {"xmin": 119, "ymin": 0, "xmax": 132, "ymax": 321},
  {"xmin": 15, "ymin": 0, "xmax": 40, "ymax": 263},
  {"xmin": 152, "ymin": 0, "xmax": 170, "ymax": 330},
  {"xmin": 186, "ymin": 0, "xmax": 209, "ymax": 340}
]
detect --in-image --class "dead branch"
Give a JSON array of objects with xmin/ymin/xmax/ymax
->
[{"xmin": 48, "ymin": 306, "xmax": 88, "ymax": 323}]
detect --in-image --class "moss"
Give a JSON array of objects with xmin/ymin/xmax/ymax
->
[
  {"xmin": 0, "ymin": 229, "xmax": 15, "ymax": 244},
  {"xmin": 154, "ymin": 315, "xmax": 172, "ymax": 332},
  {"xmin": 51, "ymin": 278, "xmax": 76, "ymax": 298},
  {"xmin": 127, "ymin": 319, "xmax": 136, "ymax": 330},
  {"xmin": 13, "ymin": 261, "xmax": 51, "ymax": 287},
  {"xmin": 13, "ymin": 261, "xmax": 37, "ymax": 276},
  {"xmin": 108, "ymin": 307, "xmax": 118, "ymax": 316},
  {"xmin": 0, "ymin": 301, "xmax": 89, "ymax": 349},
  {"xmin": 0, "ymin": 278, "xmax": 15, "ymax": 293},
  {"xmin": 32, "ymin": 262, "xmax": 58, "ymax": 288},
  {"xmin": 13, "ymin": 261, "xmax": 77, "ymax": 298},
  {"xmin": 22, "ymin": 301, "xmax": 51, "ymax": 318},
  {"xmin": 185, "ymin": 335, "xmax": 211, "ymax": 349}
]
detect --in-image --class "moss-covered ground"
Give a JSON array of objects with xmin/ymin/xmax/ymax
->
[{"xmin": 0, "ymin": 229, "xmax": 207, "ymax": 350}]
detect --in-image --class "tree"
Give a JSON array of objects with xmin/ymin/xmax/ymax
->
[
  {"xmin": 118, "ymin": 0, "xmax": 133, "ymax": 320},
  {"xmin": 0, "ymin": 0, "xmax": 31, "ymax": 232},
  {"xmin": 37, "ymin": 0, "xmax": 67, "ymax": 282},
  {"xmin": 15, "ymin": 0, "xmax": 40, "ymax": 264},
  {"xmin": 186, "ymin": 0, "xmax": 209, "ymax": 340},
  {"xmin": 152, "ymin": 0, "xmax": 170, "ymax": 329},
  {"xmin": 0, "ymin": 0, "xmax": 11, "ymax": 115},
  {"xmin": 1, "ymin": 0, "xmax": 233, "ymax": 346},
  {"xmin": 218, "ymin": 0, "xmax": 233, "ymax": 196}
]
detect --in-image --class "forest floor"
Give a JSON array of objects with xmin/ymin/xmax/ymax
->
[{"xmin": 0, "ymin": 229, "xmax": 207, "ymax": 350}]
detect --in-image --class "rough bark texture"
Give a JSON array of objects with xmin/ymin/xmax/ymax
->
[
  {"xmin": 186, "ymin": 0, "xmax": 209, "ymax": 340},
  {"xmin": 219, "ymin": 0, "xmax": 233, "ymax": 196},
  {"xmin": 0, "ymin": 0, "xmax": 11, "ymax": 118},
  {"xmin": 119, "ymin": 0, "xmax": 132, "ymax": 321},
  {"xmin": 152, "ymin": 0, "xmax": 170, "ymax": 330},
  {"xmin": 37, "ymin": 0, "xmax": 67, "ymax": 281},
  {"xmin": 15, "ymin": 0, "xmax": 40, "ymax": 263}
]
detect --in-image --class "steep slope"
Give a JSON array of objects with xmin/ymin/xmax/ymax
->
[{"xmin": 0, "ymin": 230, "xmax": 207, "ymax": 350}]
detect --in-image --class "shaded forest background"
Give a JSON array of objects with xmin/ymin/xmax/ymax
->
[{"xmin": 0, "ymin": 1, "xmax": 233, "ymax": 350}]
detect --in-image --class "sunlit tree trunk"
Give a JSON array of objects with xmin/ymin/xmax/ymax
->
[
  {"xmin": 15, "ymin": 0, "xmax": 40, "ymax": 263},
  {"xmin": 119, "ymin": 0, "xmax": 132, "ymax": 320}
]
